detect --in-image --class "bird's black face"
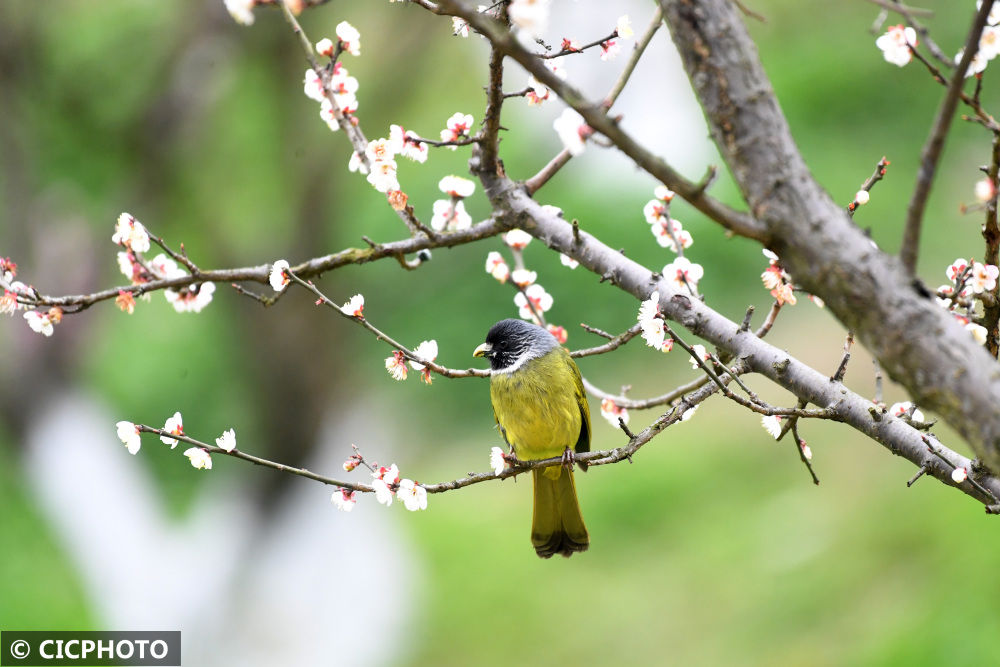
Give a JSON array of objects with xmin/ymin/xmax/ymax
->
[{"xmin": 475, "ymin": 318, "xmax": 557, "ymax": 372}]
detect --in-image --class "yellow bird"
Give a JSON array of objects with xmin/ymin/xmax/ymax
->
[{"xmin": 473, "ymin": 319, "xmax": 590, "ymax": 558}]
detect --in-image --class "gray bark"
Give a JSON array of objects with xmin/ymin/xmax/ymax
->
[{"xmin": 658, "ymin": 0, "xmax": 1000, "ymax": 472}]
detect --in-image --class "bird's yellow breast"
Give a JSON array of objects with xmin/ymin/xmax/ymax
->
[{"xmin": 489, "ymin": 349, "xmax": 582, "ymax": 462}]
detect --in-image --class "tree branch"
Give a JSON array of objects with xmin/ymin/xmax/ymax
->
[{"xmin": 656, "ymin": 0, "xmax": 1000, "ymax": 474}]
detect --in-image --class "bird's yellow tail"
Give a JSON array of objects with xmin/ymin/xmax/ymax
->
[{"xmin": 531, "ymin": 468, "xmax": 589, "ymax": 558}]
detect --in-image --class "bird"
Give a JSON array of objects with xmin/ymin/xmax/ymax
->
[{"xmin": 473, "ymin": 318, "xmax": 590, "ymax": 558}]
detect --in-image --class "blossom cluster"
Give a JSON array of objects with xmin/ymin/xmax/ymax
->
[
  {"xmin": 335, "ymin": 460, "xmax": 428, "ymax": 512},
  {"xmin": 936, "ymin": 257, "xmax": 995, "ymax": 345},
  {"xmin": 643, "ymin": 186, "xmax": 692, "ymax": 253},
  {"xmin": 3, "ymin": 254, "xmax": 61, "ymax": 337},
  {"xmin": 112, "ymin": 213, "xmax": 215, "ymax": 314},
  {"xmin": 876, "ymin": 4, "xmax": 1000, "ymax": 76},
  {"xmin": 957, "ymin": 1, "xmax": 1000, "ymax": 76},
  {"xmin": 431, "ymin": 175, "xmax": 475, "ymax": 231},
  {"xmin": 115, "ymin": 411, "xmax": 236, "ymax": 472},
  {"xmin": 481, "ymin": 216, "xmax": 575, "ymax": 341},
  {"xmin": 760, "ymin": 249, "xmax": 797, "ymax": 306},
  {"xmin": 637, "ymin": 291, "xmax": 673, "ymax": 353},
  {"xmin": 385, "ymin": 340, "xmax": 438, "ymax": 384}
]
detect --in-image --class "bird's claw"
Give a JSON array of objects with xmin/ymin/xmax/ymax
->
[{"xmin": 561, "ymin": 447, "xmax": 576, "ymax": 472}]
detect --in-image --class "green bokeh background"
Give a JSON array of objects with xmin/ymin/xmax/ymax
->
[{"xmin": 1, "ymin": 1, "xmax": 999, "ymax": 665}]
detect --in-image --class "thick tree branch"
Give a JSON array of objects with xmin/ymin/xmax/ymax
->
[{"xmin": 657, "ymin": 0, "xmax": 1000, "ymax": 473}]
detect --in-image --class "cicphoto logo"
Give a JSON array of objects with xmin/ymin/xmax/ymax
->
[{"xmin": 1, "ymin": 631, "xmax": 180, "ymax": 666}]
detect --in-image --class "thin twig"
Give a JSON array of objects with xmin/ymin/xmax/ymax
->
[
  {"xmin": 831, "ymin": 332, "xmax": 854, "ymax": 382},
  {"xmin": 901, "ymin": 0, "xmax": 996, "ymax": 274}
]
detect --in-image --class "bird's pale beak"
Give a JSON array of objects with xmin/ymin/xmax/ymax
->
[{"xmin": 473, "ymin": 342, "xmax": 492, "ymax": 358}]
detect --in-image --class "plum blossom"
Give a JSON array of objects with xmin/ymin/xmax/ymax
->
[
  {"xmin": 343, "ymin": 454, "xmax": 362, "ymax": 472},
  {"xmin": 431, "ymin": 200, "xmax": 472, "ymax": 231},
  {"xmin": 510, "ymin": 269, "xmax": 537, "ymax": 287},
  {"xmin": 389, "ymin": 125, "xmax": 428, "ymax": 163},
  {"xmin": 546, "ymin": 324, "xmax": 567, "ymax": 344},
  {"xmin": 161, "ymin": 412, "xmax": 184, "ymax": 448},
  {"xmin": 0, "ymin": 290, "xmax": 17, "ymax": 316},
  {"xmin": 975, "ymin": 177, "xmax": 996, "ymax": 202},
  {"xmin": 452, "ymin": 17, "xmax": 470, "ymax": 37},
  {"xmin": 637, "ymin": 292, "xmax": 672, "ymax": 352},
  {"xmin": 978, "ymin": 0, "xmax": 1000, "ymax": 26},
  {"xmin": 303, "ymin": 68, "xmax": 325, "ymax": 102},
  {"xmin": 969, "ymin": 261, "xmax": 999, "ymax": 293},
  {"xmin": 409, "ymin": 340, "xmax": 438, "ymax": 384},
  {"xmin": 224, "ymin": 0, "xmax": 255, "ymax": 26},
  {"xmin": 116, "ymin": 290, "xmax": 136, "ymax": 314},
  {"xmin": 438, "ymin": 175, "xmax": 475, "ymax": 198},
  {"xmin": 889, "ymin": 401, "xmax": 925, "ymax": 423},
  {"xmin": 600, "ymin": 398, "xmax": 628, "ymax": 428},
  {"xmin": 216, "ymin": 428, "xmax": 236, "ymax": 452},
  {"xmin": 366, "ymin": 158, "xmax": 400, "ymax": 193},
  {"xmin": 348, "ymin": 151, "xmax": 368, "ymax": 175},
  {"xmin": 336, "ymin": 21, "xmax": 361, "ymax": 56},
  {"xmin": 981, "ymin": 25, "xmax": 1000, "ymax": 60},
  {"xmin": 270, "ymin": 260, "xmax": 291, "ymax": 291},
  {"xmin": 440, "ymin": 112, "xmax": 474, "ymax": 148},
  {"xmin": 340, "ymin": 294, "xmax": 365, "ymax": 318},
  {"xmin": 956, "ymin": 46, "xmax": 989, "ymax": 78},
  {"xmin": 112, "ymin": 213, "xmax": 151, "ymax": 253},
  {"xmin": 490, "ymin": 446, "xmax": 507, "ymax": 476},
  {"xmin": 616, "ymin": 15, "xmax": 633, "ymax": 39},
  {"xmin": 600, "ymin": 39, "xmax": 621, "ymax": 61},
  {"xmin": 366, "ymin": 138, "xmax": 396, "ymax": 163},
  {"xmin": 116, "ymin": 421, "xmax": 142, "ymax": 455},
  {"xmin": 761, "ymin": 250, "xmax": 797, "ymax": 305},
  {"xmin": 329, "ymin": 67, "xmax": 359, "ymax": 112},
  {"xmin": 553, "ymin": 108, "xmax": 590, "ymax": 155},
  {"xmin": 504, "ymin": 229, "xmax": 532, "ymax": 250},
  {"xmin": 371, "ymin": 464, "xmax": 400, "ymax": 506},
  {"xmin": 761, "ymin": 415, "xmax": 782, "ymax": 439},
  {"xmin": 560, "ymin": 254, "xmax": 579, "ymax": 269},
  {"xmin": 184, "ymin": 448, "xmax": 213, "ymax": 470},
  {"xmin": 952, "ymin": 466, "xmax": 968, "ymax": 483},
  {"xmin": 663, "ymin": 257, "xmax": 704, "ymax": 292},
  {"xmin": 385, "ymin": 351, "xmax": 408, "ymax": 381},
  {"xmin": 332, "ymin": 488, "xmax": 358, "ymax": 511},
  {"xmin": 968, "ymin": 321, "xmax": 988, "ymax": 345},
  {"xmin": 649, "ymin": 217, "xmax": 693, "ymax": 253},
  {"xmin": 525, "ymin": 58, "xmax": 567, "ymax": 106},
  {"xmin": 23, "ymin": 310, "xmax": 54, "ymax": 337},
  {"xmin": 509, "ymin": 0, "xmax": 549, "ymax": 38},
  {"xmin": 165, "ymin": 282, "xmax": 216, "ymax": 313},
  {"xmin": 485, "ymin": 252, "xmax": 510, "ymax": 283},
  {"xmin": 149, "ymin": 253, "xmax": 186, "ymax": 280},
  {"xmin": 654, "ymin": 185, "xmax": 675, "ymax": 202},
  {"xmin": 514, "ymin": 284, "xmax": 553, "ymax": 321},
  {"xmin": 397, "ymin": 479, "xmax": 428, "ymax": 511},
  {"xmin": 688, "ymin": 344, "xmax": 711, "ymax": 370},
  {"xmin": 875, "ymin": 24, "xmax": 917, "ymax": 67},
  {"xmin": 316, "ymin": 38, "xmax": 335, "ymax": 57}
]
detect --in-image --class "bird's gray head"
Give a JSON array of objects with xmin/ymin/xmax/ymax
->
[{"xmin": 474, "ymin": 318, "xmax": 558, "ymax": 373}]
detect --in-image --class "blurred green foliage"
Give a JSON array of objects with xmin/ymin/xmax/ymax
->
[{"xmin": 2, "ymin": 1, "xmax": 999, "ymax": 664}]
